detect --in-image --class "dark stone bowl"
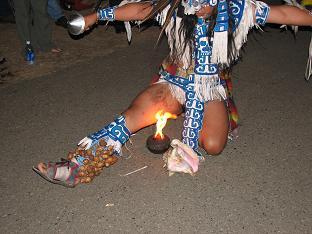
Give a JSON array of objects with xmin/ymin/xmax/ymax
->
[{"xmin": 146, "ymin": 135, "xmax": 170, "ymax": 154}]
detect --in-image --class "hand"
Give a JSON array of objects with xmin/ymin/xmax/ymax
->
[{"xmin": 83, "ymin": 13, "xmax": 98, "ymax": 31}]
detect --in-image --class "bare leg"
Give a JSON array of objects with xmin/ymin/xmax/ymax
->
[
  {"xmin": 123, "ymin": 83, "xmax": 183, "ymax": 133},
  {"xmin": 199, "ymin": 100, "xmax": 229, "ymax": 155},
  {"xmin": 35, "ymin": 83, "xmax": 182, "ymax": 184}
]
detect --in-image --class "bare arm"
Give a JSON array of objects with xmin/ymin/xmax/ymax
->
[
  {"xmin": 267, "ymin": 5, "xmax": 312, "ymax": 26},
  {"xmin": 84, "ymin": 3, "xmax": 153, "ymax": 30},
  {"xmin": 111, "ymin": 2, "xmax": 153, "ymax": 21}
]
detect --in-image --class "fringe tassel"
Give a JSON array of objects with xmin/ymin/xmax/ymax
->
[
  {"xmin": 124, "ymin": 22, "xmax": 132, "ymax": 42},
  {"xmin": 106, "ymin": 137, "xmax": 123, "ymax": 155},
  {"xmin": 168, "ymin": 83, "xmax": 186, "ymax": 104},
  {"xmin": 194, "ymin": 74, "xmax": 227, "ymax": 102},
  {"xmin": 167, "ymin": 74, "xmax": 227, "ymax": 105},
  {"xmin": 305, "ymin": 37, "xmax": 312, "ymax": 81},
  {"xmin": 175, "ymin": 17, "xmax": 192, "ymax": 69},
  {"xmin": 229, "ymin": 0, "xmax": 256, "ymax": 63},
  {"xmin": 119, "ymin": 0, "xmax": 142, "ymax": 43},
  {"xmin": 165, "ymin": 16, "xmax": 192, "ymax": 69},
  {"xmin": 156, "ymin": 4, "xmax": 171, "ymax": 26},
  {"xmin": 211, "ymin": 31, "xmax": 228, "ymax": 64},
  {"xmin": 161, "ymin": 5, "xmax": 175, "ymax": 57},
  {"xmin": 165, "ymin": 18, "xmax": 175, "ymax": 57}
]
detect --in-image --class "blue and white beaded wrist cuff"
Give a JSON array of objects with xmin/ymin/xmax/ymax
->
[
  {"xmin": 98, "ymin": 6, "xmax": 116, "ymax": 21},
  {"xmin": 255, "ymin": 2, "xmax": 270, "ymax": 26}
]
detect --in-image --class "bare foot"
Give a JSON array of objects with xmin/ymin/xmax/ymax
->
[{"xmin": 37, "ymin": 162, "xmax": 47, "ymax": 174}]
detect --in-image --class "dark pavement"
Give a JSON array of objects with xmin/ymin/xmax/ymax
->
[{"xmin": 0, "ymin": 27, "xmax": 311, "ymax": 233}]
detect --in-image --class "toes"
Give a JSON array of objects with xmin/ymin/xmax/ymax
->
[
  {"xmin": 37, "ymin": 162, "xmax": 47, "ymax": 174},
  {"xmin": 74, "ymin": 177, "xmax": 80, "ymax": 186}
]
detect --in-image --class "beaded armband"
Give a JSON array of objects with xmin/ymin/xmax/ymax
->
[
  {"xmin": 97, "ymin": 6, "xmax": 116, "ymax": 21},
  {"xmin": 255, "ymin": 1, "xmax": 270, "ymax": 25}
]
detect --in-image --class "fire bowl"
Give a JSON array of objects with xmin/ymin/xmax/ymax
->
[{"xmin": 146, "ymin": 135, "xmax": 171, "ymax": 154}]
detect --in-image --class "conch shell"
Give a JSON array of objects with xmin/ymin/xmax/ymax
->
[{"xmin": 163, "ymin": 139, "xmax": 201, "ymax": 176}]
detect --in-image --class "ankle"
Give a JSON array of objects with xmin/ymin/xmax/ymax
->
[{"xmin": 88, "ymin": 115, "xmax": 131, "ymax": 155}]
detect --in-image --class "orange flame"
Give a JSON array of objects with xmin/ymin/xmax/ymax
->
[{"xmin": 154, "ymin": 110, "xmax": 177, "ymax": 139}]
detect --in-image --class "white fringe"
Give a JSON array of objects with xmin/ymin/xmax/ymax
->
[
  {"xmin": 211, "ymin": 30, "xmax": 228, "ymax": 65},
  {"xmin": 175, "ymin": 17, "xmax": 192, "ymax": 69},
  {"xmin": 283, "ymin": 0, "xmax": 307, "ymax": 33},
  {"xmin": 305, "ymin": 37, "xmax": 312, "ymax": 81},
  {"xmin": 118, "ymin": 0, "xmax": 143, "ymax": 43},
  {"xmin": 193, "ymin": 74, "xmax": 227, "ymax": 102},
  {"xmin": 124, "ymin": 22, "xmax": 132, "ymax": 42},
  {"xmin": 164, "ymin": 16, "xmax": 192, "ymax": 69},
  {"xmin": 164, "ymin": 74, "xmax": 227, "ymax": 104},
  {"xmin": 156, "ymin": 4, "xmax": 171, "ymax": 26},
  {"xmin": 167, "ymin": 82, "xmax": 186, "ymax": 104},
  {"xmin": 162, "ymin": 1, "xmax": 257, "ymax": 66},
  {"xmin": 157, "ymin": 5, "xmax": 193, "ymax": 69},
  {"xmin": 229, "ymin": 0, "xmax": 257, "ymax": 63},
  {"xmin": 283, "ymin": 0, "xmax": 304, "ymax": 9}
]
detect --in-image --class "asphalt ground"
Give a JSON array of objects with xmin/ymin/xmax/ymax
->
[{"xmin": 0, "ymin": 26, "xmax": 311, "ymax": 233}]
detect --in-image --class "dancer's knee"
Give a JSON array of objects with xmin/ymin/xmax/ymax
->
[{"xmin": 202, "ymin": 138, "xmax": 225, "ymax": 156}]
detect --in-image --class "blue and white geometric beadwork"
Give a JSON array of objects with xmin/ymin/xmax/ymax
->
[
  {"xmin": 98, "ymin": 7, "xmax": 116, "ymax": 21},
  {"xmin": 255, "ymin": 1, "xmax": 270, "ymax": 25},
  {"xmin": 88, "ymin": 115, "xmax": 131, "ymax": 145}
]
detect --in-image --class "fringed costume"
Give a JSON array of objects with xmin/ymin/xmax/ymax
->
[
  {"xmin": 78, "ymin": 0, "xmax": 272, "ymax": 171},
  {"xmin": 91, "ymin": 0, "xmax": 272, "ymax": 157},
  {"xmin": 34, "ymin": 0, "xmax": 312, "ymax": 185}
]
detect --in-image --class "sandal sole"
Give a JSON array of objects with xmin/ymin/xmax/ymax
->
[{"xmin": 32, "ymin": 166, "xmax": 76, "ymax": 188}]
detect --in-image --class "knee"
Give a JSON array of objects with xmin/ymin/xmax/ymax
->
[{"xmin": 201, "ymin": 138, "xmax": 226, "ymax": 156}]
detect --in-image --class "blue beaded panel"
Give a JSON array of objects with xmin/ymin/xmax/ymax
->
[
  {"xmin": 255, "ymin": 1, "xmax": 270, "ymax": 25},
  {"xmin": 98, "ymin": 7, "xmax": 116, "ymax": 21},
  {"xmin": 88, "ymin": 115, "xmax": 130, "ymax": 145}
]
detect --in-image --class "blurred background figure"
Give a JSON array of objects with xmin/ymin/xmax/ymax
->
[
  {"xmin": 48, "ymin": 0, "xmax": 68, "ymax": 28},
  {"xmin": 11, "ymin": 0, "xmax": 61, "ymax": 63}
]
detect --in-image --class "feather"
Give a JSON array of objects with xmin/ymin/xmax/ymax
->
[
  {"xmin": 282, "ymin": 0, "xmax": 304, "ymax": 8},
  {"xmin": 305, "ymin": 37, "xmax": 312, "ymax": 81},
  {"xmin": 124, "ymin": 22, "xmax": 132, "ymax": 43},
  {"xmin": 155, "ymin": 0, "xmax": 181, "ymax": 45},
  {"xmin": 142, "ymin": 0, "xmax": 171, "ymax": 23}
]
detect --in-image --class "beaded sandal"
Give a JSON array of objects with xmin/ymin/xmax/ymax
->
[{"xmin": 33, "ymin": 159, "xmax": 80, "ymax": 188}]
